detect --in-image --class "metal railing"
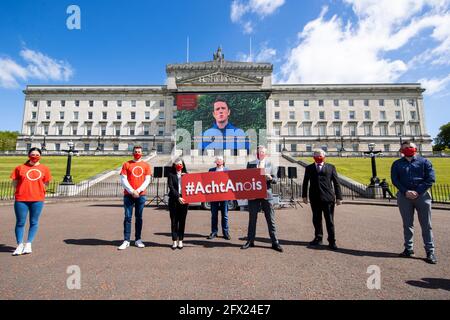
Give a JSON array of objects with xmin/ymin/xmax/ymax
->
[{"xmin": 0, "ymin": 179, "xmax": 449, "ymax": 204}]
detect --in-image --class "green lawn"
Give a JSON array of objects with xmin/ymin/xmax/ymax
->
[
  {"xmin": 298, "ymin": 157, "xmax": 450, "ymax": 185},
  {"xmin": 0, "ymin": 156, "xmax": 131, "ymax": 183}
]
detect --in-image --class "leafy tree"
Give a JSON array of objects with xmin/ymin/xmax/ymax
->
[
  {"xmin": 0, "ymin": 131, "xmax": 19, "ymax": 151},
  {"xmin": 433, "ymin": 122, "xmax": 450, "ymax": 151}
]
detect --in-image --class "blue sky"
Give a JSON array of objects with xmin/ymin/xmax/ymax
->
[{"xmin": 1, "ymin": 0, "xmax": 449, "ymax": 139}]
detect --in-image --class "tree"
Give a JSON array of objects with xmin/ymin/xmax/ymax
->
[
  {"xmin": 0, "ymin": 131, "xmax": 19, "ymax": 151},
  {"xmin": 434, "ymin": 122, "xmax": 450, "ymax": 151}
]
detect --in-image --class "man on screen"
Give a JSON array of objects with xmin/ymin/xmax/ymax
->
[{"xmin": 199, "ymin": 98, "xmax": 249, "ymax": 154}]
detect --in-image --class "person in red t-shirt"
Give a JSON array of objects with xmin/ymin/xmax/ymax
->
[
  {"xmin": 10, "ymin": 147, "xmax": 52, "ymax": 256},
  {"xmin": 118, "ymin": 145, "xmax": 152, "ymax": 250}
]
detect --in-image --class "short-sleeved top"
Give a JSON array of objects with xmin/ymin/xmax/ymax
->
[
  {"xmin": 10, "ymin": 163, "xmax": 52, "ymax": 202},
  {"xmin": 120, "ymin": 160, "xmax": 152, "ymax": 195}
]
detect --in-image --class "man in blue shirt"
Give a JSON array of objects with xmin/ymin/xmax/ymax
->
[
  {"xmin": 391, "ymin": 141, "xmax": 437, "ymax": 264},
  {"xmin": 199, "ymin": 99, "xmax": 249, "ymax": 154}
]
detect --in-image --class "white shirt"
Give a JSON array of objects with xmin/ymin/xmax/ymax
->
[
  {"xmin": 216, "ymin": 167, "xmax": 224, "ymax": 172},
  {"xmin": 177, "ymin": 172, "xmax": 182, "ymax": 194}
]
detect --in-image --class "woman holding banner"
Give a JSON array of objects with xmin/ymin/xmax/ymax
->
[
  {"xmin": 10, "ymin": 147, "xmax": 52, "ymax": 256},
  {"xmin": 167, "ymin": 158, "xmax": 189, "ymax": 250}
]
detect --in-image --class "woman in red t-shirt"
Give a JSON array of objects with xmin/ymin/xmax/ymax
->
[{"xmin": 10, "ymin": 147, "xmax": 52, "ymax": 256}]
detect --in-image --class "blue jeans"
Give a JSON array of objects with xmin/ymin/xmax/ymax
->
[
  {"xmin": 210, "ymin": 201, "xmax": 229, "ymax": 235},
  {"xmin": 397, "ymin": 191, "xmax": 435, "ymax": 253},
  {"xmin": 123, "ymin": 195, "xmax": 146, "ymax": 241},
  {"xmin": 14, "ymin": 201, "xmax": 44, "ymax": 244}
]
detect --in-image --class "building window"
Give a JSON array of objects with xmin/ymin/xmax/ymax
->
[
  {"xmin": 145, "ymin": 100, "xmax": 151, "ymax": 107},
  {"xmin": 58, "ymin": 125, "xmax": 63, "ymax": 135},
  {"xmin": 31, "ymin": 112, "xmax": 37, "ymax": 120},
  {"xmin": 318, "ymin": 124, "xmax": 327, "ymax": 136},
  {"xmin": 379, "ymin": 111, "xmax": 386, "ymax": 120},
  {"xmin": 55, "ymin": 143, "xmax": 60, "ymax": 151},
  {"xmin": 334, "ymin": 111, "xmax": 340, "ymax": 120},
  {"xmin": 395, "ymin": 111, "xmax": 402, "ymax": 120},
  {"xmin": 349, "ymin": 123, "xmax": 357, "ymax": 136},
  {"xmin": 410, "ymin": 111, "xmax": 417, "ymax": 120},
  {"xmin": 160, "ymin": 100, "xmax": 165, "ymax": 107},
  {"xmin": 411, "ymin": 124, "xmax": 420, "ymax": 136},
  {"xmin": 289, "ymin": 111, "xmax": 295, "ymax": 120},
  {"xmin": 291, "ymin": 144, "xmax": 297, "ymax": 152},
  {"xmin": 384, "ymin": 144, "xmax": 390, "ymax": 152},
  {"xmin": 117, "ymin": 100, "xmax": 122, "ymax": 107},
  {"xmin": 158, "ymin": 125, "xmax": 164, "ymax": 136},
  {"xmin": 89, "ymin": 100, "xmax": 94, "ymax": 107},
  {"xmin": 304, "ymin": 111, "xmax": 310, "ymax": 120},
  {"xmin": 102, "ymin": 112, "xmax": 107, "ymax": 120},
  {"xmin": 45, "ymin": 111, "xmax": 50, "ymax": 120},
  {"xmin": 131, "ymin": 100, "xmax": 137, "ymax": 108},
  {"xmin": 33, "ymin": 100, "xmax": 38, "ymax": 107},
  {"xmin": 131, "ymin": 112, "xmax": 136, "ymax": 120},
  {"xmin": 334, "ymin": 124, "xmax": 342, "ymax": 136},
  {"xmin": 159, "ymin": 111, "xmax": 165, "ymax": 120},
  {"xmin": 321, "ymin": 145, "xmax": 328, "ymax": 152},
  {"xmin": 364, "ymin": 99, "xmax": 369, "ymax": 107},
  {"xmin": 318, "ymin": 100, "xmax": 324, "ymax": 107},
  {"xmin": 349, "ymin": 111, "xmax": 355, "ymax": 120},
  {"xmin": 319, "ymin": 111, "xmax": 325, "ymax": 120},
  {"xmin": 407, "ymin": 99, "xmax": 415, "ymax": 106},
  {"xmin": 349, "ymin": 99, "xmax": 354, "ymax": 107},
  {"xmin": 101, "ymin": 126, "xmax": 106, "ymax": 136},
  {"xmin": 333, "ymin": 99, "xmax": 339, "ymax": 107},
  {"xmin": 274, "ymin": 100, "xmax": 279, "ymax": 107},
  {"xmin": 129, "ymin": 126, "xmax": 135, "ymax": 136},
  {"xmin": 276, "ymin": 144, "xmax": 282, "ymax": 152},
  {"xmin": 274, "ymin": 111, "xmax": 280, "ymax": 120},
  {"xmin": 43, "ymin": 125, "xmax": 49, "ymax": 135},
  {"xmin": 173, "ymin": 111, "xmax": 177, "ymax": 119},
  {"xmin": 273, "ymin": 124, "xmax": 281, "ymax": 136},
  {"xmin": 288, "ymin": 124, "xmax": 296, "ymax": 136},
  {"xmin": 103, "ymin": 100, "xmax": 108, "ymax": 107},
  {"xmin": 113, "ymin": 144, "xmax": 119, "ymax": 151},
  {"xmin": 75, "ymin": 100, "xmax": 80, "ymax": 107},
  {"xmin": 115, "ymin": 126, "xmax": 120, "ymax": 136},
  {"xmin": 145, "ymin": 112, "xmax": 150, "ymax": 120},
  {"xmin": 128, "ymin": 143, "xmax": 134, "ymax": 152},
  {"xmin": 305, "ymin": 145, "xmax": 312, "ymax": 152},
  {"xmin": 60, "ymin": 112, "xmax": 65, "ymax": 120},
  {"xmin": 73, "ymin": 111, "xmax": 79, "ymax": 120},
  {"xmin": 379, "ymin": 124, "xmax": 388, "ymax": 135},
  {"xmin": 116, "ymin": 112, "xmax": 122, "ymax": 120},
  {"xmin": 304, "ymin": 100, "xmax": 309, "ymax": 107},
  {"xmin": 86, "ymin": 126, "xmax": 92, "ymax": 136},
  {"xmin": 352, "ymin": 144, "xmax": 359, "ymax": 152},
  {"xmin": 72, "ymin": 126, "xmax": 77, "ymax": 135},
  {"xmin": 303, "ymin": 123, "xmax": 312, "ymax": 136},
  {"xmin": 29, "ymin": 125, "xmax": 35, "ymax": 135},
  {"xmin": 26, "ymin": 143, "xmax": 32, "ymax": 150},
  {"xmin": 157, "ymin": 144, "xmax": 163, "ymax": 153},
  {"xmin": 364, "ymin": 123, "xmax": 372, "ymax": 136},
  {"xmin": 394, "ymin": 99, "xmax": 400, "ymax": 106},
  {"xmin": 61, "ymin": 100, "xmax": 66, "ymax": 107},
  {"xmin": 289, "ymin": 100, "xmax": 294, "ymax": 107},
  {"xmin": 364, "ymin": 111, "xmax": 371, "ymax": 120},
  {"xmin": 395, "ymin": 123, "xmax": 404, "ymax": 136},
  {"xmin": 379, "ymin": 99, "xmax": 384, "ymax": 106},
  {"xmin": 47, "ymin": 100, "xmax": 52, "ymax": 107},
  {"xmin": 84, "ymin": 144, "xmax": 90, "ymax": 151},
  {"xmin": 88, "ymin": 112, "xmax": 93, "ymax": 120},
  {"xmin": 144, "ymin": 125, "xmax": 150, "ymax": 136}
]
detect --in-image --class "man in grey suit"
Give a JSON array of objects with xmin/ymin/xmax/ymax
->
[{"xmin": 241, "ymin": 146, "xmax": 283, "ymax": 252}]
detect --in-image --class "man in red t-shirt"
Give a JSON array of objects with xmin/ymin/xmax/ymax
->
[{"xmin": 118, "ymin": 145, "xmax": 152, "ymax": 250}]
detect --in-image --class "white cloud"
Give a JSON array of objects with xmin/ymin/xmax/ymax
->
[
  {"xmin": 230, "ymin": 0, "xmax": 285, "ymax": 34},
  {"xmin": 419, "ymin": 74, "xmax": 450, "ymax": 95},
  {"xmin": 0, "ymin": 48, "xmax": 73, "ymax": 89},
  {"xmin": 279, "ymin": 0, "xmax": 450, "ymax": 92},
  {"xmin": 237, "ymin": 42, "xmax": 277, "ymax": 63}
]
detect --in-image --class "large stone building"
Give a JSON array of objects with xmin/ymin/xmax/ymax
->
[{"xmin": 17, "ymin": 48, "xmax": 433, "ymax": 155}]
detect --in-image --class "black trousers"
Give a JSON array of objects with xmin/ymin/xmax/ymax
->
[
  {"xmin": 311, "ymin": 201, "xmax": 335, "ymax": 243},
  {"xmin": 169, "ymin": 199, "xmax": 188, "ymax": 241}
]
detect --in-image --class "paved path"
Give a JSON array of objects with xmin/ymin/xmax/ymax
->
[{"xmin": 1, "ymin": 201, "xmax": 449, "ymax": 299}]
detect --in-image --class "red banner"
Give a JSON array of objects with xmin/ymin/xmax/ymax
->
[
  {"xmin": 181, "ymin": 169, "xmax": 267, "ymax": 203},
  {"xmin": 176, "ymin": 94, "xmax": 198, "ymax": 110}
]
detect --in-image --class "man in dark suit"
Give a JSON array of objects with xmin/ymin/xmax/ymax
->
[
  {"xmin": 207, "ymin": 156, "xmax": 231, "ymax": 240},
  {"xmin": 241, "ymin": 146, "xmax": 283, "ymax": 252},
  {"xmin": 302, "ymin": 149, "xmax": 342, "ymax": 250}
]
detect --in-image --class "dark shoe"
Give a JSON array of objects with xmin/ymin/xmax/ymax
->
[
  {"xmin": 399, "ymin": 249, "xmax": 415, "ymax": 257},
  {"xmin": 426, "ymin": 252, "xmax": 437, "ymax": 264},
  {"xmin": 207, "ymin": 233, "xmax": 217, "ymax": 240},
  {"xmin": 241, "ymin": 241, "xmax": 255, "ymax": 249},
  {"xmin": 309, "ymin": 238, "xmax": 323, "ymax": 246},
  {"xmin": 272, "ymin": 243, "xmax": 283, "ymax": 253},
  {"xmin": 223, "ymin": 234, "xmax": 231, "ymax": 240},
  {"xmin": 328, "ymin": 243, "xmax": 338, "ymax": 251}
]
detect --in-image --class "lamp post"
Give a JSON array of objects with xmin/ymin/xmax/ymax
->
[
  {"xmin": 61, "ymin": 141, "xmax": 78, "ymax": 185},
  {"xmin": 340, "ymin": 135, "xmax": 345, "ymax": 155},
  {"xmin": 96, "ymin": 136, "xmax": 102, "ymax": 151},
  {"xmin": 282, "ymin": 136, "xmax": 287, "ymax": 152},
  {"xmin": 41, "ymin": 134, "xmax": 47, "ymax": 151},
  {"xmin": 152, "ymin": 134, "xmax": 156, "ymax": 151},
  {"xmin": 364, "ymin": 143, "xmax": 382, "ymax": 187}
]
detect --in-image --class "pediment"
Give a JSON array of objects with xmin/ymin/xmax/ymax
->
[{"xmin": 177, "ymin": 71, "xmax": 263, "ymax": 85}]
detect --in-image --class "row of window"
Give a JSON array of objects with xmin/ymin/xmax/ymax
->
[
  {"xmin": 274, "ymin": 98, "xmax": 416, "ymax": 107},
  {"xmin": 273, "ymin": 123, "xmax": 421, "ymax": 137},
  {"xmin": 31, "ymin": 99, "xmax": 174, "ymax": 108},
  {"xmin": 274, "ymin": 110, "xmax": 417, "ymax": 121},
  {"xmin": 28, "ymin": 124, "xmax": 170, "ymax": 136},
  {"xmin": 30, "ymin": 110, "xmax": 175, "ymax": 121},
  {"xmin": 276, "ymin": 143, "xmax": 421, "ymax": 153},
  {"xmin": 25, "ymin": 142, "xmax": 164, "ymax": 153}
]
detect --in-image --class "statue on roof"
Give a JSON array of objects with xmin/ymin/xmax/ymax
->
[{"xmin": 213, "ymin": 47, "xmax": 224, "ymax": 62}]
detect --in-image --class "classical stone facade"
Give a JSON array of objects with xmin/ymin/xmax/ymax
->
[{"xmin": 17, "ymin": 48, "xmax": 433, "ymax": 155}]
